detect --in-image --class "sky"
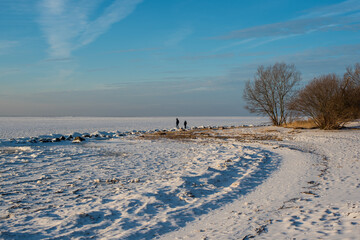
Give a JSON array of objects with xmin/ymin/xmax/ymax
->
[{"xmin": 0, "ymin": 0, "xmax": 359, "ymax": 117}]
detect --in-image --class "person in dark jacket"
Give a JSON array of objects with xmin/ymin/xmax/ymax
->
[
  {"xmin": 184, "ymin": 120, "xmax": 187, "ymax": 129},
  {"xmin": 176, "ymin": 118, "xmax": 179, "ymax": 128}
]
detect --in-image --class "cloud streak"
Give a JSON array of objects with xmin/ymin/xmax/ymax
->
[
  {"xmin": 38, "ymin": 0, "xmax": 143, "ymax": 58},
  {"xmin": 213, "ymin": 0, "xmax": 360, "ymax": 43},
  {"xmin": 168, "ymin": 53, "xmax": 235, "ymax": 61},
  {"xmin": 165, "ymin": 27, "xmax": 193, "ymax": 46},
  {"xmin": 105, "ymin": 47, "xmax": 161, "ymax": 54},
  {"xmin": 223, "ymin": 43, "xmax": 360, "ymax": 85},
  {"xmin": 0, "ymin": 40, "xmax": 18, "ymax": 54}
]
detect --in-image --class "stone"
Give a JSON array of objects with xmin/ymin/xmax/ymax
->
[{"xmin": 72, "ymin": 136, "xmax": 85, "ymax": 143}]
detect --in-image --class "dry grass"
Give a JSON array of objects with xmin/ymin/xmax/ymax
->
[
  {"xmin": 140, "ymin": 127, "xmax": 283, "ymax": 142},
  {"xmin": 283, "ymin": 119, "xmax": 318, "ymax": 129},
  {"xmin": 262, "ymin": 129, "xmax": 280, "ymax": 133}
]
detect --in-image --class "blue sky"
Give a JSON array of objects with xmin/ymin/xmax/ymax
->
[{"xmin": 0, "ymin": 0, "xmax": 359, "ymax": 117}]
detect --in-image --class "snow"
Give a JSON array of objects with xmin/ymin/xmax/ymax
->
[{"xmin": 0, "ymin": 117, "xmax": 359, "ymax": 239}]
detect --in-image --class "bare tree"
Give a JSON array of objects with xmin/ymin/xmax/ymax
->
[
  {"xmin": 289, "ymin": 74, "xmax": 360, "ymax": 129},
  {"xmin": 343, "ymin": 63, "xmax": 360, "ymax": 119},
  {"xmin": 344, "ymin": 63, "xmax": 360, "ymax": 86},
  {"xmin": 243, "ymin": 63, "xmax": 301, "ymax": 126}
]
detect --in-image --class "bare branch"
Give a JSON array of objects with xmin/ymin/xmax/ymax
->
[
  {"xmin": 243, "ymin": 63, "xmax": 301, "ymax": 126},
  {"xmin": 289, "ymin": 73, "xmax": 360, "ymax": 129}
]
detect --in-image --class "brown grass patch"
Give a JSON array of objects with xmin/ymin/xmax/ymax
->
[
  {"xmin": 262, "ymin": 129, "xmax": 280, "ymax": 133},
  {"xmin": 283, "ymin": 119, "xmax": 318, "ymax": 129},
  {"xmin": 140, "ymin": 127, "xmax": 283, "ymax": 142}
]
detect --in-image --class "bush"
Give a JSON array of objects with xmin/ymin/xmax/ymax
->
[
  {"xmin": 289, "ymin": 74, "xmax": 360, "ymax": 129},
  {"xmin": 344, "ymin": 63, "xmax": 360, "ymax": 119},
  {"xmin": 345, "ymin": 63, "xmax": 360, "ymax": 86}
]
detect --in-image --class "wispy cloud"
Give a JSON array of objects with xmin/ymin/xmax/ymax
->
[
  {"xmin": 0, "ymin": 67, "xmax": 22, "ymax": 77},
  {"xmin": 298, "ymin": 0, "xmax": 360, "ymax": 19},
  {"xmin": 248, "ymin": 34, "xmax": 300, "ymax": 49},
  {"xmin": 43, "ymin": 57, "xmax": 74, "ymax": 62},
  {"xmin": 103, "ymin": 76, "xmax": 223, "ymax": 96},
  {"xmin": 38, "ymin": 0, "xmax": 143, "ymax": 58},
  {"xmin": 278, "ymin": 43, "xmax": 360, "ymax": 72},
  {"xmin": 0, "ymin": 40, "xmax": 18, "ymax": 54},
  {"xmin": 105, "ymin": 47, "xmax": 160, "ymax": 54},
  {"xmin": 213, "ymin": 0, "xmax": 360, "ymax": 44},
  {"xmin": 223, "ymin": 43, "xmax": 360, "ymax": 84},
  {"xmin": 86, "ymin": 65, "xmax": 125, "ymax": 73},
  {"xmin": 169, "ymin": 53, "xmax": 234, "ymax": 61},
  {"xmin": 0, "ymin": 0, "xmax": 35, "ymax": 15},
  {"xmin": 165, "ymin": 27, "xmax": 193, "ymax": 46},
  {"xmin": 214, "ymin": 39, "xmax": 254, "ymax": 52}
]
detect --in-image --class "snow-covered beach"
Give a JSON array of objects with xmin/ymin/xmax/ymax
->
[{"xmin": 0, "ymin": 117, "xmax": 359, "ymax": 239}]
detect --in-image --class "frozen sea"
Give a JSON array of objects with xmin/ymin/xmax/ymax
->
[{"xmin": 0, "ymin": 116, "xmax": 267, "ymax": 139}]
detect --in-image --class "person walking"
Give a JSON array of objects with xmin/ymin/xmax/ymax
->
[
  {"xmin": 176, "ymin": 118, "xmax": 179, "ymax": 128},
  {"xmin": 184, "ymin": 120, "xmax": 187, "ymax": 129}
]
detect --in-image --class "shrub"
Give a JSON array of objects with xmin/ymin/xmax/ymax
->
[
  {"xmin": 345, "ymin": 63, "xmax": 360, "ymax": 86},
  {"xmin": 344, "ymin": 63, "xmax": 360, "ymax": 119},
  {"xmin": 289, "ymin": 74, "xmax": 360, "ymax": 129}
]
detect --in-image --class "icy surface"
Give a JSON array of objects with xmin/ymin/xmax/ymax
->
[{"xmin": 0, "ymin": 116, "xmax": 267, "ymax": 139}]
